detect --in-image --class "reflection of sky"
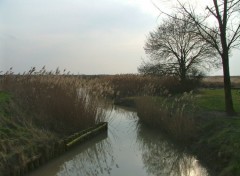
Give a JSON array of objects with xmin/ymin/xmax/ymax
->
[
  {"xmin": 58, "ymin": 109, "xmax": 147, "ymax": 176},
  {"xmin": 136, "ymin": 123, "xmax": 210, "ymax": 176},
  {"xmin": 0, "ymin": 0, "xmax": 239, "ymax": 75}
]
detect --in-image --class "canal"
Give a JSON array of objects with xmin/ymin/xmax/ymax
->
[{"xmin": 28, "ymin": 107, "xmax": 210, "ymax": 176}]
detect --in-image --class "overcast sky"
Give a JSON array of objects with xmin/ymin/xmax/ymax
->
[{"xmin": 0, "ymin": 0, "xmax": 239, "ymax": 75}]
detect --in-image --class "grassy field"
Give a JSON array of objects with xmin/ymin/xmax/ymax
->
[{"xmin": 196, "ymin": 89, "xmax": 240, "ymax": 113}]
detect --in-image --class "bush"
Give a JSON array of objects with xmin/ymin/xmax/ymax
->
[{"xmin": 159, "ymin": 76, "xmax": 202, "ymax": 94}]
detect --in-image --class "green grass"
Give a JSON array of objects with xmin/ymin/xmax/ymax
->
[
  {"xmin": 194, "ymin": 117, "xmax": 240, "ymax": 175},
  {"xmin": 0, "ymin": 91, "xmax": 58, "ymax": 173},
  {"xmin": 0, "ymin": 91, "xmax": 12, "ymax": 116},
  {"xmin": 188, "ymin": 89, "xmax": 240, "ymax": 175},
  {"xmin": 0, "ymin": 91, "xmax": 11, "ymax": 104},
  {"xmin": 196, "ymin": 89, "xmax": 240, "ymax": 113}
]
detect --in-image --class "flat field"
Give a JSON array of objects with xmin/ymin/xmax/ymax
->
[{"xmin": 202, "ymin": 76, "xmax": 240, "ymax": 88}]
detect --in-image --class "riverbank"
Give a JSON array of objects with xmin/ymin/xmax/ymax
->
[
  {"xmin": 0, "ymin": 91, "xmax": 57, "ymax": 175},
  {"xmin": 0, "ymin": 70, "xmax": 108, "ymax": 175},
  {"xmin": 192, "ymin": 113, "xmax": 240, "ymax": 176},
  {"xmin": 0, "ymin": 91, "xmax": 108, "ymax": 175},
  {"xmin": 114, "ymin": 89, "xmax": 240, "ymax": 176}
]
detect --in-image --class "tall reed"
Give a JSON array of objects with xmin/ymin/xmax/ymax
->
[
  {"xmin": 136, "ymin": 92, "xmax": 197, "ymax": 142},
  {"xmin": 84, "ymin": 74, "xmax": 201, "ymax": 100},
  {"xmin": 1, "ymin": 67, "xmax": 107, "ymax": 135},
  {"xmin": 83, "ymin": 74, "xmax": 164, "ymax": 100},
  {"xmin": 0, "ymin": 67, "xmax": 111, "ymax": 174}
]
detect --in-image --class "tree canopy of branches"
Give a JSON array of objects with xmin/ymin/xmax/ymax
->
[
  {"xmin": 138, "ymin": 62, "xmax": 177, "ymax": 76},
  {"xmin": 139, "ymin": 15, "xmax": 218, "ymax": 83},
  {"xmin": 173, "ymin": 0, "xmax": 240, "ymax": 115}
]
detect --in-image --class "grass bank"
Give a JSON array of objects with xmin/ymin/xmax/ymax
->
[
  {"xmin": 195, "ymin": 89, "xmax": 240, "ymax": 175},
  {"xmin": 0, "ymin": 91, "xmax": 58, "ymax": 175},
  {"xmin": 193, "ymin": 116, "xmax": 240, "ymax": 176}
]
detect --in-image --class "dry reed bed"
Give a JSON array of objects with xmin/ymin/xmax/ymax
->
[
  {"xmin": 80, "ymin": 74, "xmax": 200, "ymax": 142},
  {"xmin": 1, "ymin": 68, "xmax": 107, "ymax": 135},
  {"xmin": 90, "ymin": 75, "xmax": 239, "ymax": 98},
  {"xmin": 136, "ymin": 92, "xmax": 197, "ymax": 142},
  {"xmin": 202, "ymin": 76, "xmax": 240, "ymax": 88},
  {"xmin": 0, "ymin": 68, "xmax": 108, "ymax": 175},
  {"xmin": 84, "ymin": 74, "xmax": 201, "ymax": 100}
]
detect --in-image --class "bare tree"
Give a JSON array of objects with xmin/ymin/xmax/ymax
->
[
  {"xmin": 138, "ymin": 61, "xmax": 180, "ymax": 76},
  {"xmin": 140, "ymin": 15, "xmax": 218, "ymax": 84},
  {"xmin": 169, "ymin": 0, "xmax": 240, "ymax": 115}
]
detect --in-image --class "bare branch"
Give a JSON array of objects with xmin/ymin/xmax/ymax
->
[
  {"xmin": 228, "ymin": 23, "xmax": 240, "ymax": 49},
  {"xmin": 141, "ymin": 15, "xmax": 218, "ymax": 81}
]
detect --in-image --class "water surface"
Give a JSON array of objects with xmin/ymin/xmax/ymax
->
[{"xmin": 29, "ymin": 107, "xmax": 210, "ymax": 176}]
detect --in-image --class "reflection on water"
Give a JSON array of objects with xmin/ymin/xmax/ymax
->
[
  {"xmin": 29, "ymin": 107, "xmax": 210, "ymax": 176},
  {"xmin": 57, "ymin": 136, "xmax": 114, "ymax": 176},
  {"xmin": 136, "ymin": 124, "xmax": 209, "ymax": 176}
]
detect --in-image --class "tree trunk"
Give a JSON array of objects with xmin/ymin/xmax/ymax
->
[{"xmin": 222, "ymin": 51, "xmax": 235, "ymax": 115}]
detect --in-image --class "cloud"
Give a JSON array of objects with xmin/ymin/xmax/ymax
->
[
  {"xmin": 0, "ymin": 0, "xmax": 157, "ymax": 74},
  {"xmin": 0, "ymin": 0, "xmax": 239, "ymax": 75}
]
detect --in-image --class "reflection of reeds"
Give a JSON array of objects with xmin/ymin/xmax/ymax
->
[
  {"xmin": 136, "ymin": 92, "xmax": 197, "ymax": 142},
  {"xmin": 57, "ymin": 134, "xmax": 114, "ymax": 176},
  {"xmin": 136, "ymin": 124, "xmax": 209, "ymax": 176}
]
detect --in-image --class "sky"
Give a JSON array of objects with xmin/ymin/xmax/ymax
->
[{"xmin": 0, "ymin": 0, "xmax": 239, "ymax": 75}]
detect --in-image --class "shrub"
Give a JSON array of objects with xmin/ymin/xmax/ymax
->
[{"xmin": 160, "ymin": 76, "xmax": 202, "ymax": 94}]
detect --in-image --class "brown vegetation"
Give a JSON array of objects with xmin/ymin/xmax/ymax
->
[
  {"xmin": 86, "ymin": 74, "xmax": 201, "ymax": 100},
  {"xmin": 201, "ymin": 76, "xmax": 240, "ymax": 88},
  {"xmin": 1, "ymin": 67, "xmax": 106, "ymax": 135},
  {"xmin": 135, "ymin": 92, "xmax": 197, "ymax": 142},
  {"xmin": 0, "ymin": 68, "xmax": 108, "ymax": 174}
]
